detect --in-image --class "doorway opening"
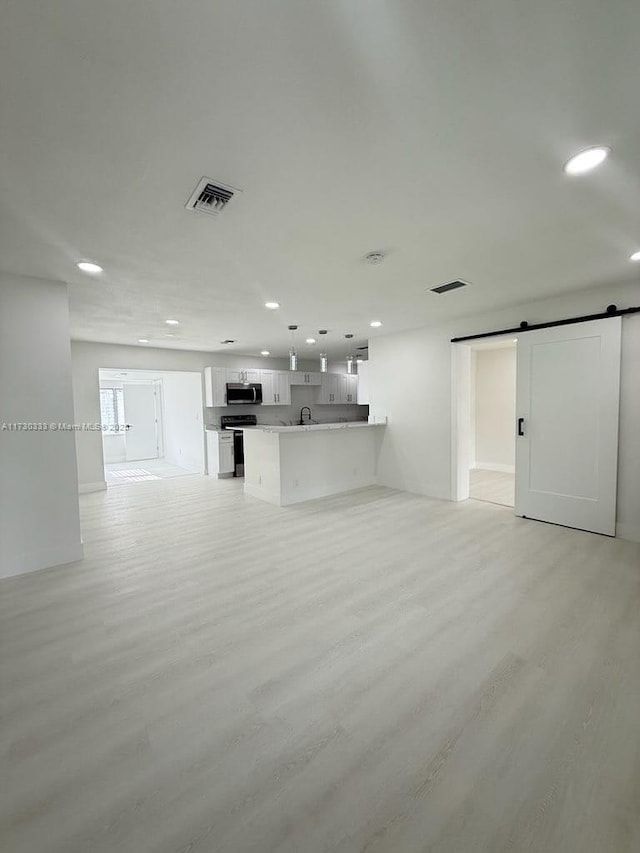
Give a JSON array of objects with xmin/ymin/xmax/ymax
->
[
  {"xmin": 451, "ymin": 317, "xmax": 621, "ymax": 536},
  {"xmin": 468, "ymin": 340, "xmax": 516, "ymax": 507},
  {"xmin": 450, "ymin": 335, "xmax": 517, "ymax": 507},
  {"xmin": 98, "ymin": 369, "xmax": 205, "ymax": 486}
]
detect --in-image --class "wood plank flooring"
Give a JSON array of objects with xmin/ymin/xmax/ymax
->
[
  {"xmin": 105, "ymin": 459, "xmax": 201, "ymax": 484},
  {"xmin": 1, "ymin": 477, "xmax": 639, "ymax": 853},
  {"xmin": 469, "ymin": 468, "xmax": 515, "ymax": 507}
]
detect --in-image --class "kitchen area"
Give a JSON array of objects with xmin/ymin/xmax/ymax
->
[{"xmin": 204, "ymin": 361, "xmax": 385, "ymax": 505}]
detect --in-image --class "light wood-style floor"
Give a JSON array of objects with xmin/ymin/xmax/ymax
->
[
  {"xmin": 105, "ymin": 458, "xmax": 200, "ymax": 485},
  {"xmin": 470, "ymin": 467, "xmax": 515, "ymax": 507},
  {"xmin": 1, "ymin": 477, "xmax": 639, "ymax": 853}
]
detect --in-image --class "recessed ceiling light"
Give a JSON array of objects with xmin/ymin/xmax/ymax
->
[
  {"xmin": 261, "ymin": 350, "xmax": 270, "ymax": 356},
  {"xmin": 165, "ymin": 319, "xmax": 179, "ymax": 326},
  {"xmin": 370, "ymin": 320, "xmax": 383, "ymax": 328},
  {"xmin": 165, "ymin": 333, "xmax": 175, "ymax": 337},
  {"xmin": 563, "ymin": 146, "xmax": 610, "ymax": 175},
  {"xmin": 76, "ymin": 261, "xmax": 103, "ymax": 274},
  {"xmin": 306, "ymin": 338, "xmax": 316, "ymax": 344},
  {"xmin": 138, "ymin": 338, "xmax": 149, "ymax": 344},
  {"xmin": 265, "ymin": 301, "xmax": 280, "ymax": 310},
  {"xmin": 630, "ymin": 250, "xmax": 640, "ymax": 262}
]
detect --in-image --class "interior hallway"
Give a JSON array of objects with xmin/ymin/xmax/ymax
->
[{"xmin": 1, "ymin": 477, "xmax": 639, "ymax": 853}]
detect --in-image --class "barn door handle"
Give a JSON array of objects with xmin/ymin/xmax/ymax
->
[{"xmin": 517, "ymin": 417, "xmax": 525, "ymax": 436}]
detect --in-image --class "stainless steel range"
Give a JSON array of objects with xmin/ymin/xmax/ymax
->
[{"xmin": 220, "ymin": 414, "xmax": 257, "ymax": 477}]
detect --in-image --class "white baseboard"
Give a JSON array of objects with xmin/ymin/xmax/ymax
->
[
  {"xmin": 616, "ymin": 522, "xmax": 640, "ymax": 543},
  {"xmin": 375, "ymin": 474, "xmax": 451, "ymax": 502},
  {"xmin": 473, "ymin": 463, "xmax": 515, "ymax": 474},
  {"xmin": 78, "ymin": 481, "xmax": 107, "ymax": 494},
  {"xmin": 1, "ymin": 540, "xmax": 84, "ymax": 580},
  {"xmin": 244, "ymin": 483, "xmax": 282, "ymax": 506}
]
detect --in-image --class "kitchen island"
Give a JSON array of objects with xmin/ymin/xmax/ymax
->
[{"xmin": 241, "ymin": 421, "xmax": 385, "ymax": 506}]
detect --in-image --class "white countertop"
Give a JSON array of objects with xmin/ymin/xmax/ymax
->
[{"xmin": 239, "ymin": 421, "xmax": 382, "ymax": 434}]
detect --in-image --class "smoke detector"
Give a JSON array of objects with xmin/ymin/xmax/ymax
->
[
  {"xmin": 363, "ymin": 251, "xmax": 385, "ymax": 265},
  {"xmin": 220, "ymin": 339, "xmax": 236, "ymax": 344},
  {"xmin": 185, "ymin": 177, "xmax": 240, "ymax": 216}
]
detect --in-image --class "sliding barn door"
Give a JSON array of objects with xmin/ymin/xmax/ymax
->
[{"xmin": 515, "ymin": 317, "xmax": 621, "ymax": 536}]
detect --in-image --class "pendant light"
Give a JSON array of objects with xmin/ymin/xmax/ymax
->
[
  {"xmin": 345, "ymin": 334, "xmax": 355, "ymax": 374},
  {"xmin": 318, "ymin": 329, "xmax": 328, "ymax": 372},
  {"xmin": 288, "ymin": 325, "xmax": 298, "ymax": 371}
]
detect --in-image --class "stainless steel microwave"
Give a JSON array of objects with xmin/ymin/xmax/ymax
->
[{"xmin": 226, "ymin": 383, "xmax": 263, "ymax": 405}]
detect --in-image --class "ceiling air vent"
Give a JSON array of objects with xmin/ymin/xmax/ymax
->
[
  {"xmin": 185, "ymin": 177, "xmax": 239, "ymax": 216},
  {"xmin": 430, "ymin": 279, "xmax": 470, "ymax": 294}
]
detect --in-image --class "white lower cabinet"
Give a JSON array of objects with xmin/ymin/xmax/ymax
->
[
  {"xmin": 219, "ymin": 440, "xmax": 234, "ymax": 474},
  {"xmin": 206, "ymin": 430, "xmax": 234, "ymax": 477}
]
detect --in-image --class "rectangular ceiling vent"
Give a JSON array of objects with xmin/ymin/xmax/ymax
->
[
  {"xmin": 430, "ymin": 279, "xmax": 470, "ymax": 294},
  {"xmin": 185, "ymin": 177, "xmax": 239, "ymax": 216}
]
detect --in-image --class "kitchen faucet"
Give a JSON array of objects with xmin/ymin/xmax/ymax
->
[{"xmin": 299, "ymin": 406, "xmax": 312, "ymax": 425}]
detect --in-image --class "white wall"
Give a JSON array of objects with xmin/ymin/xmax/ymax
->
[
  {"xmin": 72, "ymin": 341, "xmax": 365, "ymax": 490},
  {"xmin": 369, "ymin": 280, "xmax": 640, "ymax": 542},
  {"xmin": 0, "ymin": 273, "xmax": 83, "ymax": 578},
  {"xmin": 161, "ymin": 372, "xmax": 204, "ymax": 472},
  {"xmin": 473, "ymin": 346, "xmax": 516, "ymax": 471}
]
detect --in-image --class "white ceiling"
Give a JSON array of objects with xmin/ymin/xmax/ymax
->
[{"xmin": 1, "ymin": 0, "xmax": 639, "ymax": 358}]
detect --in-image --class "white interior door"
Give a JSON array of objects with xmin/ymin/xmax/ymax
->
[
  {"xmin": 123, "ymin": 383, "xmax": 159, "ymax": 461},
  {"xmin": 515, "ymin": 317, "xmax": 621, "ymax": 536}
]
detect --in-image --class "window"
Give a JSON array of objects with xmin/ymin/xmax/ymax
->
[{"xmin": 100, "ymin": 387, "xmax": 126, "ymax": 434}]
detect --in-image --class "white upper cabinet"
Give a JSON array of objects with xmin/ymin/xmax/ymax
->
[
  {"xmin": 317, "ymin": 373, "xmax": 340, "ymax": 404},
  {"xmin": 260, "ymin": 370, "xmax": 276, "ymax": 405},
  {"xmin": 227, "ymin": 368, "xmax": 260, "ymax": 385},
  {"xmin": 274, "ymin": 371, "xmax": 291, "ymax": 405},
  {"xmin": 289, "ymin": 371, "xmax": 321, "ymax": 386},
  {"xmin": 206, "ymin": 366, "xmax": 294, "ymax": 407},
  {"xmin": 345, "ymin": 374, "xmax": 358, "ymax": 404},
  {"xmin": 318, "ymin": 373, "xmax": 359, "ymax": 404},
  {"xmin": 261, "ymin": 370, "xmax": 291, "ymax": 406},
  {"xmin": 339, "ymin": 374, "xmax": 358, "ymax": 404},
  {"xmin": 204, "ymin": 366, "xmax": 227, "ymax": 407}
]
